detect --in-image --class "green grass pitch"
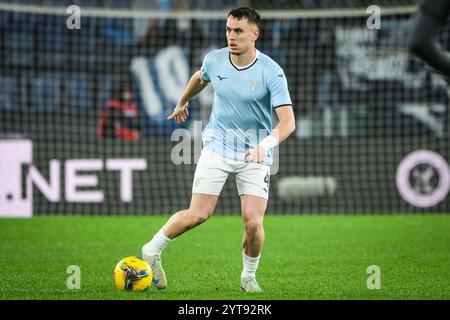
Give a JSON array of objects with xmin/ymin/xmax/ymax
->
[{"xmin": 0, "ymin": 214, "xmax": 449, "ymax": 300}]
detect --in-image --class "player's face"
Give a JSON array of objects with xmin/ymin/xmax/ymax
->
[{"xmin": 226, "ymin": 16, "xmax": 259, "ymax": 55}]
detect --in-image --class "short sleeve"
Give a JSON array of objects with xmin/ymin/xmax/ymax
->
[
  {"xmin": 200, "ymin": 53, "xmax": 211, "ymax": 82},
  {"xmin": 268, "ymin": 68, "xmax": 292, "ymax": 108}
]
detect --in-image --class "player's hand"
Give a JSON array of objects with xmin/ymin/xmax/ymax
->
[
  {"xmin": 167, "ymin": 102, "xmax": 189, "ymax": 124},
  {"xmin": 244, "ymin": 146, "xmax": 267, "ymax": 163}
]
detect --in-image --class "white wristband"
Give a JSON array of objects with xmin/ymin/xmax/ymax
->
[{"xmin": 258, "ymin": 135, "xmax": 278, "ymax": 151}]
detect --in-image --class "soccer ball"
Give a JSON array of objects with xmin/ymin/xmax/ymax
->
[{"xmin": 113, "ymin": 256, "xmax": 153, "ymax": 292}]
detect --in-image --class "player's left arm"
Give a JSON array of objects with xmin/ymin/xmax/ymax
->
[
  {"xmin": 245, "ymin": 105, "xmax": 296, "ymax": 163},
  {"xmin": 245, "ymin": 65, "xmax": 296, "ymax": 163},
  {"xmin": 271, "ymin": 105, "xmax": 296, "ymax": 144}
]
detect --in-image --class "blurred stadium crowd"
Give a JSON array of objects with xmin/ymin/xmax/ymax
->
[
  {"xmin": 1, "ymin": 0, "xmax": 447, "ymax": 140},
  {"xmin": 0, "ymin": 0, "xmax": 417, "ymax": 10}
]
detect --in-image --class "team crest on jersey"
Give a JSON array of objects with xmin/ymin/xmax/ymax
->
[{"xmin": 248, "ymin": 80, "xmax": 261, "ymax": 92}]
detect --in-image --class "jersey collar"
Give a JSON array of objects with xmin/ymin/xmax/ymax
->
[{"xmin": 229, "ymin": 50, "xmax": 259, "ymax": 71}]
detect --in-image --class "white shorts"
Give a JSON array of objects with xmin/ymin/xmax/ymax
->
[{"xmin": 192, "ymin": 150, "xmax": 271, "ymax": 199}]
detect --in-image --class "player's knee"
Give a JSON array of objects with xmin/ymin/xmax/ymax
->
[
  {"xmin": 188, "ymin": 209, "xmax": 211, "ymax": 226},
  {"xmin": 193, "ymin": 214, "xmax": 209, "ymax": 225},
  {"xmin": 243, "ymin": 217, "xmax": 263, "ymax": 235},
  {"xmin": 189, "ymin": 202, "xmax": 214, "ymax": 222}
]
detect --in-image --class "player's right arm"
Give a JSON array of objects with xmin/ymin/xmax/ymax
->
[{"xmin": 167, "ymin": 71, "xmax": 209, "ymax": 124}]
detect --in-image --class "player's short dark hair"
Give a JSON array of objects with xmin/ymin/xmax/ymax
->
[{"xmin": 228, "ymin": 7, "xmax": 261, "ymax": 29}]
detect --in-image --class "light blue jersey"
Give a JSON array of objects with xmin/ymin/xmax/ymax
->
[{"xmin": 200, "ymin": 47, "xmax": 292, "ymax": 166}]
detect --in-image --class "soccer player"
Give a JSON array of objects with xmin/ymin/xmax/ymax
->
[
  {"xmin": 141, "ymin": 7, "xmax": 296, "ymax": 292},
  {"xmin": 409, "ymin": 0, "xmax": 450, "ymax": 76}
]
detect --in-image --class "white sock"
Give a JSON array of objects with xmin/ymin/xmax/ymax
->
[
  {"xmin": 241, "ymin": 252, "xmax": 261, "ymax": 279},
  {"xmin": 142, "ymin": 227, "xmax": 173, "ymax": 257}
]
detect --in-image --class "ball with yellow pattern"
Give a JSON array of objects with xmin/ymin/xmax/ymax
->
[{"xmin": 113, "ymin": 256, "xmax": 153, "ymax": 292}]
